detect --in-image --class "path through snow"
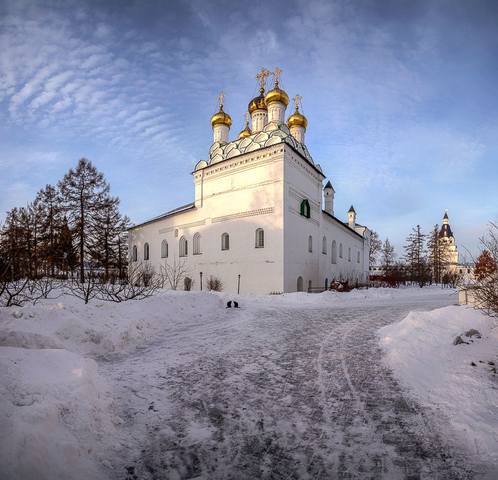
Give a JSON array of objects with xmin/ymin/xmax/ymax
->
[{"xmin": 100, "ymin": 291, "xmax": 474, "ymax": 479}]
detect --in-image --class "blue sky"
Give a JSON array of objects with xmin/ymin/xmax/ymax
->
[{"xmin": 1, "ymin": 0, "xmax": 497, "ymax": 259}]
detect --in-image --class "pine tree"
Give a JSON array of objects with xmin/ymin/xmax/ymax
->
[
  {"xmin": 36, "ymin": 184, "xmax": 63, "ymax": 276},
  {"xmin": 404, "ymin": 225, "xmax": 429, "ymax": 286},
  {"xmin": 427, "ymin": 224, "xmax": 449, "ymax": 284},
  {"xmin": 58, "ymin": 159, "xmax": 111, "ymax": 282},
  {"xmin": 88, "ymin": 196, "xmax": 122, "ymax": 280}
]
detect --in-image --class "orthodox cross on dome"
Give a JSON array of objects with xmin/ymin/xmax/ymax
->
[
  {"xmin": 244, "ymin": 111, "xmax": 250, "ymax": 125},
  {"xmin": 272, "ymin": 67, "xmax": 282, "ymax": 87},
  {"xmin": 218, "ymin": 91, "xmax": 225, "ymax": 110},
  {"xmin": 293, "ymin": 94, "xmax": 302, "ymax": 111},
  {"xmin": 256, "ymin": 67, "xmax": 270, "ymax": 93}
]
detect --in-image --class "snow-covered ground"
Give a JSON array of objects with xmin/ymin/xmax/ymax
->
[
  {"xmin": 379, "ymin": 305, "xmax": 498, "ymax": 478},
  {"xmin": 0, "ymin": 286, "xmax": 495, "ymax": 479}
]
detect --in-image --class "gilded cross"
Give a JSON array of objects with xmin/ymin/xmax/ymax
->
[
  {"xmin": 244, "ymin": 111, "xmax": 250, "ymax": 125},
  {"xmin": 272, "ymin": 67, "xmax": 282, "ymax": 87},
  {"xmin": 293, "ymin": 94, "xmax": 302, "ymax": 111},
  {"xmin": 218, "ymin": 91, "xmax": 224, "ymax": 109},
  {"xmin": 255, "ymin": 68, "xmax": 270, "ymax": 93}
]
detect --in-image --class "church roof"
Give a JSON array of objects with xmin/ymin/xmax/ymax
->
[
  {"xmin": 322, "ymin": 210, "xmax": 364, "ymax": 240},
  {"xmin": 439, "ymin": 222, "xmax": 454, "ymax": 238},
  {"xmin": 324, "ymin": 180, "xmax": 333, "ymax": 189},
  {"xmin": 348, "ymin": 205, "xmax": 356, "ymax": 213},
  {"xmin": 443, "ymin": 211, "xmax": 449, "ymax": 220},
  {"xmin": 202, "ymin": 122, "xmax": 319, "ymax": 172},
  {"xmin": 129, "ymin": 202, "xmax": 195, "ymax": 230}
]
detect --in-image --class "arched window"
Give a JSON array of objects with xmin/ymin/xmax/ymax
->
[
  {"xmin": 325, "ymin": 278, "xmax": 329, "ymax": 290},
  {"xmin": 308, "ymin": 280, "xmax": 312, "ymax": 292},
  {"xmin": 221, "ymin": 233, "xmax": 229, "ymax": 251},
  {"xmin": 348, "ymin": 247, "xmax": 351, "ymax": 262},
  {"xmin": 357, "ymin": 251, "xmax": 360, "ymax": 263},
  {"xmin": 132, "ymin": 245, "xmax": 137, "ymax": 262},
  {"xmin": 331, "ymin": 240, "xmax": 337, "ymax": 264},
  {"xmin": 179, "ymin": 236, "xmax": 188, "ymax": 257},
  {"xmin": 300, "ymin": 199, "xmax": 311, "ymax": 218},
  {"xmin": 339, "ymin": 243, "xmax": 343, "ymax": 258},
  {"xmin": 255, "ymin": 228, "xmax": 264, "ymax": 248},
  {"xmin": 144, "ymin": 243, "xmax": 150, "ymax": 261},
  {"xmin": 193, "ymin": 233, "xmax": 201, "ymax": 255},
  {"xmin": 308, "ymin": 235, "xmax": 313, "ymax": 253},
  {"xmin": 322, "ymin": 236, "xmax": 327, "ymax": 254},
  {"xmin": 297, "ymin": 276, "xmax": 303, "ymax": 292},
  {"xmin": 161, "ymin": 240, "xmax": 168, "ymax": 258}
]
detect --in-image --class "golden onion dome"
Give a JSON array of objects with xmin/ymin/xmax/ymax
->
[
  {"xmin": 210, "ymin": 106, "xmax": 232, "ymax": 128},
  {"xmin": 265, "ymin": 86, "xmax": 289, "ymax": 107},
  {"xmin": 238, "ymin": 124, "xmax": 252, "ymax": 139},
  {"xmin": 248, "ymin": 86, "xmax": 268, "ymax": 114},
  {"xmin": 287, "ymin": 108, "xmax": 307, "ymax": 129}
]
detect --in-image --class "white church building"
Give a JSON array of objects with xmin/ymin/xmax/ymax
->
[{"xmin": 129, "ymin": 68, "xmax": 371, "ymax": 294}]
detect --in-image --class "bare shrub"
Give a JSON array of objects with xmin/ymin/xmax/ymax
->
[
  {"xmin": 0, "ymin": 278, "xmax": 30, "ymax": 307},
  {"xmin": 184, "ymin": 277, "xmax": 193, "ymax": 291},
  {"xmin": 96, "ymin": 263, "xmax": 160, "ymax": 302},
  {"xmin": 207, "ymin": 276, "xmax": 223, "ymax": 292},
  {"xmin": 64, "ymin": 271, "xmax": 101, "ymax": 304},
  {"xmin": 159, "ymin": 258, "xmax": 188, "ymax": 290}
]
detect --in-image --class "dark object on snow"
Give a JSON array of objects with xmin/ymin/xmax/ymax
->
[
  {"xmin": 471, "ymin": 362, "xmax": 477, "ymax": 366},
  {"xmin": 233, "ymin": 301, "xmax": 239, "ymax": 308},
  {"xmin": 464, "ymin": 329, "xmax": 481, "ymax": 339},
  {"xmin": 453, "ymin": 335, "xmax": 467, "ymax": 345},
  {"xmin": 226, "ymin": 301, "xmax": 232, "ymax": 308},
  {"xmin": 226, "ymin": 300, "xmax": 240, "ymax": 308}
]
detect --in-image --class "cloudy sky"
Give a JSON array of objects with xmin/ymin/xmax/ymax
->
[{"xmin": 1, "ymin": 0, "xmax": 497, "ymax": 257}]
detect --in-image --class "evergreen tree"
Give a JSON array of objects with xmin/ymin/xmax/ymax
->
[
  {"xmin": 58, "ymin": 158, "xmax": 111, "ymax": 282},
  {"xmin": 381, "ymin": 238, "xmax": 395, "ymax": 271},
  {"xmin": 88, "ymin": 196, "xmax": 122, "ymax": 280},
  {"xmin": 404, "ymin": 225, "xmax": 429, "ymax": 286},
  {"xmin": 427, "ymin": 224, "xmax": 449, "ymax": 284},
  {"xmin": 36, "ymin": 184, "xmax": 63, "ymax": 276}
]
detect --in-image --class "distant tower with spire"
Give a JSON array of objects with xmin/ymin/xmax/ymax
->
[{"xmin": 438, "ymin": 210, "xmax": 459, "ymax": 269}]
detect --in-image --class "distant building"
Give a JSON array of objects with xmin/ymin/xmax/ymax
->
[{"xmin": 439, "ymin": 210, "xmax": 459, "ymax": 272}]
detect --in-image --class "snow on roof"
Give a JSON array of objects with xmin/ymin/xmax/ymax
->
[{"xmin": 129, "ymin": 202, "xmax": 195, "ymax": 230}]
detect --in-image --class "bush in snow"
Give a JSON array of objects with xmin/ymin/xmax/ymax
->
[{"xmin": 207, "ymin": 276, "xmax": 223, "ymax": 292}]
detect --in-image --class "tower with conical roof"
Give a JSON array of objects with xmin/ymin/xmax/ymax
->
[{"xmin": 438, "ymin": 210, "xmax": 459, "ymax": 269}]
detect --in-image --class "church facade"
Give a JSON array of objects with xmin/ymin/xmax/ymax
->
[{"xmin": 128, "ymin": 69, "xmax": 371, "ymax": 294}]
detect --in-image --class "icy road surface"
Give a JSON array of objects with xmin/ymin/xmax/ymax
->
[{"xmin": 100, "ymin": 290, "xmax": 473, "ymax": 479}]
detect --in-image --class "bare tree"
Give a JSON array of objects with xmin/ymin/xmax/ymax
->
[
  {"xmin": 369, "ymin": 230, "xmax": 382, "ymax": 267},
  {"xmin": 471, "ymin": 222, "xmax": 498, "ymax": 317},
  {"xmin": 159, "ymin": 257, "xmax": 188, "ymax": 290}
]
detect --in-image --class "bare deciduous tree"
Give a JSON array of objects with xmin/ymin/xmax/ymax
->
[
  {"xmin": 159, "ymin": 258, "xmax": 188, "ymax": 290},
  {"xmin": 471, "ymin": 222, "xmax": 498, "ymax": 317}
]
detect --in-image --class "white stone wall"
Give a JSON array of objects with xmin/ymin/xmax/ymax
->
[
  {"xmin": 130, "ymin": 144, "xmax": 369, "ymax": 294},
  {"xmin": 129, "ymin": 146, "xmax": 286, "ymax": 294},
  {"xmin": 282, "ymin": 145, "xmax": 368, "ymax": 292}
]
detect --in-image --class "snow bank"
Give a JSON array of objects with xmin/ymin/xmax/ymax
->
[
  {"xmin": 0, "ymin": 347, "xmax": 116, "ymax": 480},
  {"xmin": 0, "ymin": 290, "xmax": 225, "ymax": 480},
  {"xmin": 0, "ymin": 290, "xmax": 224, "ymax": 356},
  {"xmin": 379, "ymin": 305, "xmax": 498, "ymax": 471}
]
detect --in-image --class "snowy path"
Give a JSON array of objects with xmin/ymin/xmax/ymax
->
[{"xmin": 99, "ymin": 292, "xmax": 473, "ymax": 479}]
